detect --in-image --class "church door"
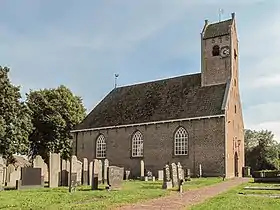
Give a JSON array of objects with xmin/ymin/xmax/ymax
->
[{"xmin": 234, "ymin": 152, "xmax": 239, "ymax": 177}]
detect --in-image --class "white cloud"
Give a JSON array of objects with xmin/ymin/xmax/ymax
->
[{"xmin": 248, "ymin": 74, "xmax": 280, "ymax": 89}]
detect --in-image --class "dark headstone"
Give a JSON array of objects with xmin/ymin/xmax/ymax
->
[
  {"xmin": 186, "ymin": 169, "xmax": 191, "ymax": 181},
  {"xmin": 107, "ymin": 166, "xmax": 124, "ymax": 190},
  {"xmin": 82, "ymin": 170, "xmax": 88, "ymax": 185},
  {"xmin": 91, "ymin": 174, "xmax": 98, "ymax": 190},
  {"xmin": 125, "ymin": 170, "xmax": 130, "ymax": 180},
  {"xmin": 17, "ymin": 167, "xmax": 44, "ymax": 190}
]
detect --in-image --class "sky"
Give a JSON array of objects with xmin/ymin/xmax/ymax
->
[{"xmin": 0, "ymin": 0, "xmax": 279, "ymax": 140}]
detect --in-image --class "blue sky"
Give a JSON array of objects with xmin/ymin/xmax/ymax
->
[{"xmin": 1, "ymin": 0, "xmax": 280, "ymax": 139}]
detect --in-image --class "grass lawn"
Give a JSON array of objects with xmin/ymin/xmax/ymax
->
[
  {"xmin": 0, "ymin": 178, "xmax": 223, "ymax": 210},
  {"xmin": 190, "ymin": 180, "xmax": 280, "ymax": 210}
]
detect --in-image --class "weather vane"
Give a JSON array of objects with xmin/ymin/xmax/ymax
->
[
  {"xmin": 114, "ymin": 74, "xmax": 119, "ymax": 88},
  {"xmin": 219, "ymin": 8, "xmax": 224, "ymax": 22}
]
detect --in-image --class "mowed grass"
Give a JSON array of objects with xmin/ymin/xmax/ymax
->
[
  {"xmin": 0, "ymin": 178, "xmax": 223, "ymax": 210},
  {"xmin": 190, "ymin": 180, "xmax": 280, "ymax": 210}
]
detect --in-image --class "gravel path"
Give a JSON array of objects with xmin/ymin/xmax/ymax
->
[{"xmin": 115, "ymin": 178, "xmax": 250, "ymax": 210}]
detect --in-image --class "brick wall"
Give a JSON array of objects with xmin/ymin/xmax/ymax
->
[
  {"xmin": 73, "ymin": 116, "xmax": 226, "ymax": 178},
  {"xmin": 201, "ymin": 35, "xmax": 231, "ymax": 86},
  {"xmin": 224, "ymin": 18, "xmax": 245, "ymax": 178}
]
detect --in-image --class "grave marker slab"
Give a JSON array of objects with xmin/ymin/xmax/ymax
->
[
  {"xmin": 140, "ymin": 160, "xmax": 145, "ymax": 178},
  {"xmin": 98, "ymin": 160, "xmax": 103, "ymax": 184},
  {"xmin": 158, "ymin": 170, "xmax": 164, "ymax": 181},
  {"xmin": 61, "ymin": 159, "xmax": 70, "ymax": 186},
  {"xmin": 103, "ymin": 159, "xmax": 109, "ymax": 183},
  {"xmin": 162, "ymin": 164, "xmax": 172, "ymax": 189},
  {"xmin": 82, "ymin": 158, "xmax": 88, "ymax": 185},
  {"xmin": 91, "ymin": 159, "xmax": 99, "ymax": 190},
  {"xmin": 107, "ymin": 166, "xmax": 124, "ymax": 190},
  {"xmin": 6, "ymin": 164, "xmax": 21, "ymax": 188},
  {"xmin": 0, "ymin": 165, "xmax": 4, "ymax": 191},
  {"xmin": 16, "ymin": 167, "xmax": 44, "ymax": 190},
  {"xmin": 49, "ymin": 153, "xmax": 61, "ymax": 188},
  {"xmin": 125, "ymin": 170, "xmax": 130, "ymax": 180},
  {"xmin": 177, "ymin": 162, "xmax": 184, "ymax": 182},
  {"xmin": 171, "ymin": 163, "xmax": 178, "ymax": 187}
]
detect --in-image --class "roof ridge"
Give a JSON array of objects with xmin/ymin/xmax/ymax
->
[
  {"xmin": 208, "ymin": 18, "xmax": 232, "ymax": 26},
  {"xmin": 116, "ymin": 72, "xmax": 201, "ymax": 89}
]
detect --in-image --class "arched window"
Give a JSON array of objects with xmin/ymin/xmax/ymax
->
[
  {"xmin": 96, "ymin": 134, "xmax": 106, "ymax": 158},
  {"xmin": 174, "ymin": 127, "xmax": 188, "ymax": 155},
  {"xmin": 132, "ymin": 131, "xmax": 143, "ymax": 157},
  {"xmin": 212, "ymin": 45, "xmax": 220, "ymax": 56}
]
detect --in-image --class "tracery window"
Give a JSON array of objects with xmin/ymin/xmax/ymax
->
[
  {"xmin": 132, "ymin": 131, "xmax": 143, "ymax": 157},
  {"xmin": 174, "ymin": 127, "xmax": 189, "ymax": 155},
  {"xmin": 96, "ymin": 134, "xmax": 106, "ymax": 158}
]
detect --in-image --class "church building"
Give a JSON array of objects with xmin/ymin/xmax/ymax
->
[{"xmin": 71, "ymin": 13, "xmax": 244, "ymax": 178}]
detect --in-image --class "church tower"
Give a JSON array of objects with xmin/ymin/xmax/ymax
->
[{"xmin": 201, "ymin": 13, "xmax": 238, "ymax": 87}]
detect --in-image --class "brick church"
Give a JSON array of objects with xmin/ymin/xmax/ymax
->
[{"xmin": 72, "ymin": 13, "xmax": 244, "ymax": 178}]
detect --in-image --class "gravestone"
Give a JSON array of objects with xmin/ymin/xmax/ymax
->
[
  {"xmin": 242, "ymin": 166, "xmax": 251, "ymax": 177},
  {"xmin": 0, "ymin": 157, "xmax": 6, "ymax": 188},
  {"xmin": 140, "ymin": 160, "xmax": 145, "ymax": 179},
  {"xmin": 71, "ymin": 155, "xmax": 82, "ymax": 185},
  {"xmin": 33, "ymin": 155, "xmax": 45, "ymax": 179},
  {"xmin": 158, "ymin": 170, "xmax": 164, "ymax": 181},
  {"xmin": 162, "ymin": 164, "xmax": 172, "ymax": 189},
  {"xmin": 89, "ymin": 161, "xmax": 93, "ymax": 186},
  {"xmin": 107, "ymin": 166, "xmax": 124, "ymax": 190},
  {"xmin": 82, "ymin": 158, "xmax": 88, "ymax": 185},
  {"xmin": 0, "ymin": 164, "xmax": 4, "ymax": 191},
  {"xmin": 43, "ymin": 163, "xmax": 49, "ymax": 182},
  {"xmin": 61, "ymin": 159, "xmax": 70, "ymax": 186},
  {"xmin": 91, "ymin": 159, "xmax": 99, "ymax": 190},
  {"xmin": 6, "ymin": 164, "xmax": 21, "ymax": 188},
  {"xmin": 170, "ymin": 163, "xmax": 178, "ymax": 187},
  {"xmin": 177, "ymin": 162, "xmax": 184, "ymax": 182},
  {"xmin": 98, "ymin": 160, "xmax": 103, "ymax": 184},
  {"xmin": 16, "ymin": 167, "xmax": 44, "ymax": 190},
  {"xmin": 125, "ymin": 170, "xmax": 131, "ymax": 180},
  {"xmin": 103, "ymin": 159, "xmax": 109, "ymax": 184},
  {"xmin": 69, "ymin": 173, "xmax": 78, "ymax": 192},
  {"xmin": 49, "ymin": 153, "xmax": 61, "ymax": 188},
  {"xmin": 186, "ymin": 168, "xmax": 191, "ymax": 181},
  {"xmin": 6, "ymin": 164, "xmax": 15, "ymax": 185}
]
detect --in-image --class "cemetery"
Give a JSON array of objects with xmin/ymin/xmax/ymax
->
[
  {"xmin": 190, "ymin": 181, "xmax": 280, "ymax": 210},
  {"xmin": 0, "ymin": 153, "xmax": 226, "ymax": 209}
]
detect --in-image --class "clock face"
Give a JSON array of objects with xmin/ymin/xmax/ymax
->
[{"xmin": 221, "ymin": 46, "xmax": 230, "ymax": 57}]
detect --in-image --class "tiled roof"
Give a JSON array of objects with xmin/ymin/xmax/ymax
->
[
  {"xmin": 75, "ymin": 73, "xmax": 226, "ymax": 130},
  {"xmin": 203, "ymin": 19, "xmax": 232, "ymax": 39}
]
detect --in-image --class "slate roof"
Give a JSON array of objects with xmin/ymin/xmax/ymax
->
[
  {"xmin": 75, "ymin": 73, "xmax": 227, "ymax": 130},
  {"xmin": 203, "ymin": 19, "xmax": 232, "ymax": 39}
]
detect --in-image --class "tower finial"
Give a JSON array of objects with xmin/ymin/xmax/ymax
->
[
  {"xmin": 114, "ymin": 74, "xmax": 119, "ymax": 89},
  {"xmin": 219, "ymin": 9, "xmax": 224, "ymax": 22}
]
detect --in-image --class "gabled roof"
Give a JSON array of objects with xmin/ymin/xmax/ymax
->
[
  {"xmin": 203, "ymin": 19, "xmax": 232, "ymax": 39},
  {"xmin": 75, "ymin": 73, "xmax": 227, "ymax": 130}
]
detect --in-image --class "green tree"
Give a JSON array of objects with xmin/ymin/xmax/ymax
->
[
  {"xmin": 245, "ymin": 129, "xmax": 279, "ymax": 171},
  {"xmin": 0, "ymin": 66, "xmax": 33, "ymax": 160},
  {"xmin": 26, "ymin": 85, "xmax": 86, "ymax": 161}
]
